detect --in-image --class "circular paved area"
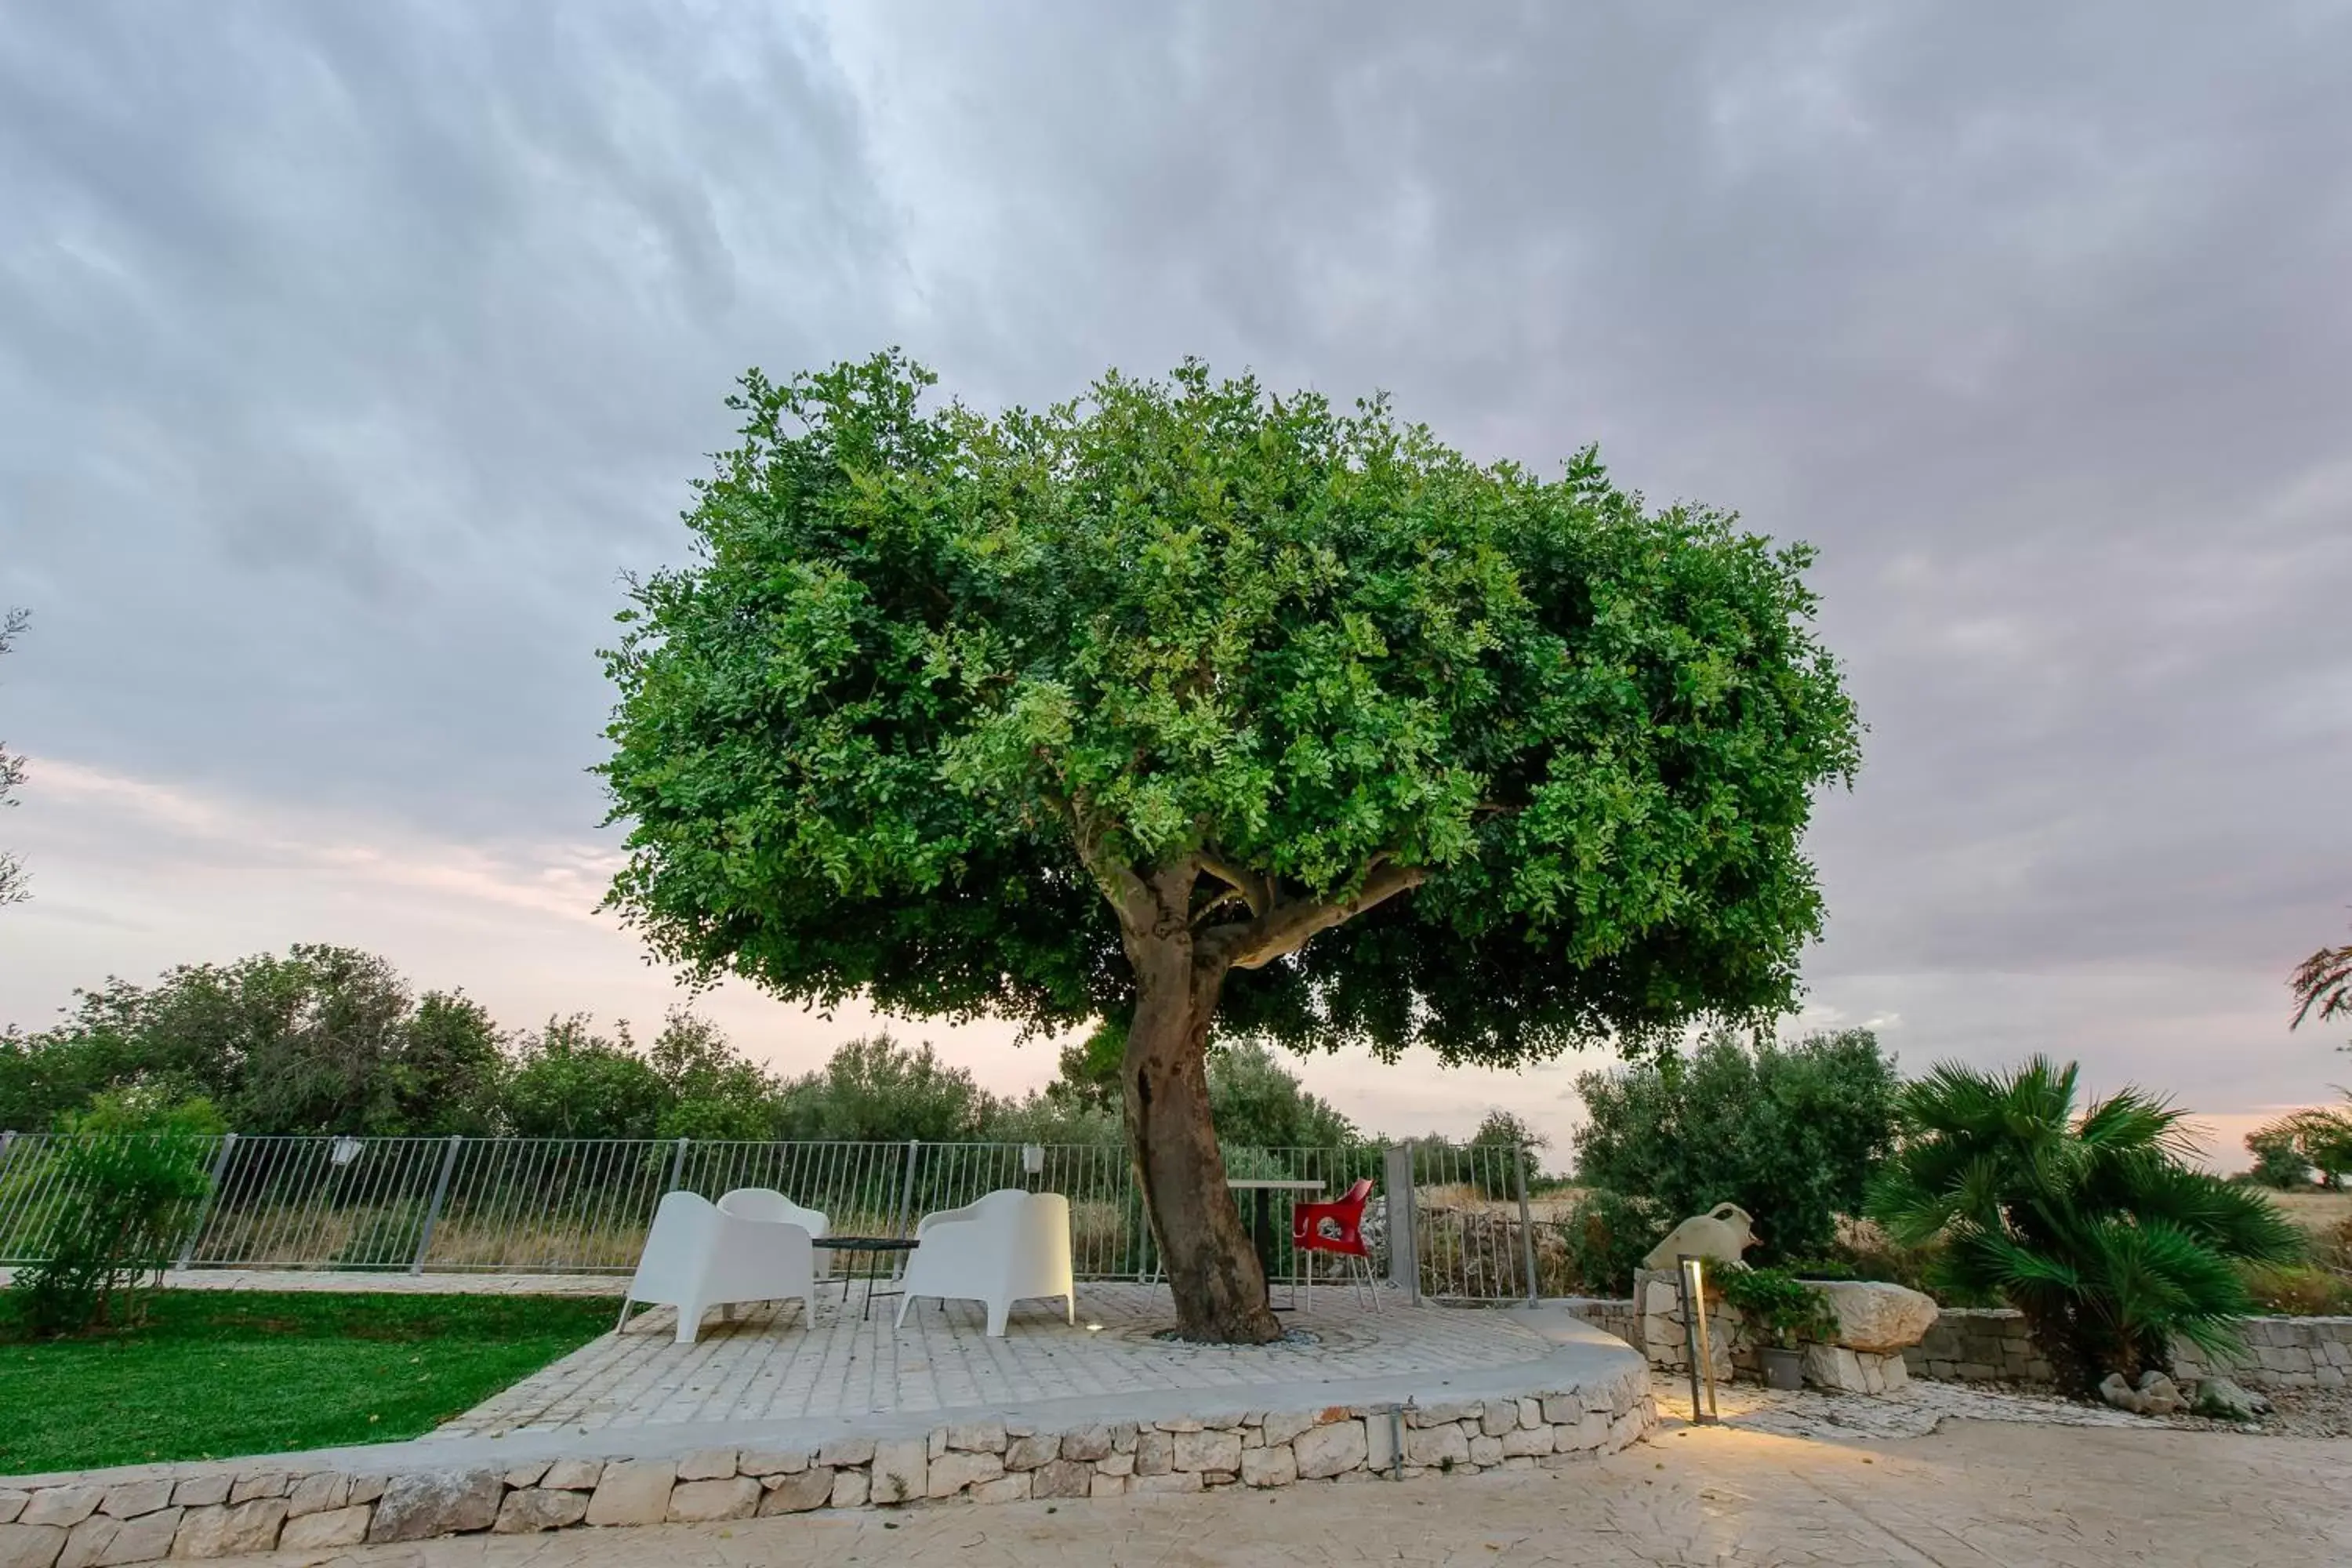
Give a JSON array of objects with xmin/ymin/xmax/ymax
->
[
  {"xmin": 216, "ymin": 1420, "xmax": 2352, "ymax": 1567},
  {"xmin": 447, "ymin": 1284, "xmax": 1558, "ymax": 1435}
]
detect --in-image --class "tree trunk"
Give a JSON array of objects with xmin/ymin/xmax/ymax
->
[{"xmin": 1122, "ymin": 918, "xmax": 1281, "ymax": 1345}]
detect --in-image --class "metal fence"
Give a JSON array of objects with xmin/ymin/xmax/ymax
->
[{"xmin": 0, "ymin": 1130, "xmax": 1557, "ymax": 1301}]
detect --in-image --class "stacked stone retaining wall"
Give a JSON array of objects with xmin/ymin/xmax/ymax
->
[{"xmin": 0, "ymin": 1375, "xmax": 1654, "ymax": 1566}]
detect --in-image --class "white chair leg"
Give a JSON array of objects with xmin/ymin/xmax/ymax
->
[
  {"xmin": 1065, "ymin": 1292, "xmax": 1076, "ymax": 1325},
  {"xmin": 895, "ymin": 1294, "xmax": 916, "ymax": 1329},
  {"xmin": 986, "ymin": 1301, "xmax": 1010, "ymax": 1338},
  {"xmin": 614, "ymin": 1295, "xmax": 633, "ymax": 1335}
]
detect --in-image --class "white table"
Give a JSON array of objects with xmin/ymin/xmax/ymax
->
[{"xmin": 1227, "ymin": 1178, "xmax": 1326, "ymax": 1310}]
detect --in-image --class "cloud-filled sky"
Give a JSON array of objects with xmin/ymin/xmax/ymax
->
[{"xmin": 4, "ymin": 1, "xmax": 2348, "ymax": 1163}]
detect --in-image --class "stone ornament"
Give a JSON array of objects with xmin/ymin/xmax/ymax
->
[{"xmin": 1639, "ymin": 1203, "xmax": 1757, "ymax": 1272}]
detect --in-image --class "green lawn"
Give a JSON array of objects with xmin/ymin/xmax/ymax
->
[{"xmin": 0, "ymin": 1290, "xmax": 616, "ymax": 1475}]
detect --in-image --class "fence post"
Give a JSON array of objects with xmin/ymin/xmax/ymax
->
[
  {"xmin": 1383, "ymin": 1140, "xmax": 1420, "ymax": 1305},
  {"xmin": 408, "ymin": 1134, "xmax": 464, "ymax": 1276},
  {"xmin": 1513, "ymin": 1141, "xmax": 1538, "ymax": 1305},
  {"xmin": 174, "ymin": 1132, "xmax": 239, "ymax": 1272},
  {"xmin": 894, "ymin": 1140, "xmax": 923, "ymax": 1238}
]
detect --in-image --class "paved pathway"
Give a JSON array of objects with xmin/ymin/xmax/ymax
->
[
  {"xmin": 447, "ymin": 1284, "xmax": 1548, "ymax": 1435},
  {"xmin": 216, "ymin": 1419, "xmax": 2352, "ymax": 1566}
]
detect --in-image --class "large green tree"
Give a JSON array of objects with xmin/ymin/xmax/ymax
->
[{"xmin": 599, "ymin": 354, "xmax": 1861, "ymax": 1341}]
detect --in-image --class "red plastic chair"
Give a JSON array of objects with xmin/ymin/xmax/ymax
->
[{"xmin": 1290, "ymin": 1178, "xmax": 1381, "ymax": 1311}]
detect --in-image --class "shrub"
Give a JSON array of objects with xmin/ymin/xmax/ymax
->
[
  {"xmin": 2243, "ymin": 1126, "xmax": 2316, "ymax": 1189},
  {"xmin": 2240, "ymin": 1261, "xmax": 2352, "ymax": 1316},
  {"xmin": 1719, "ymin": 1265, "xmax": 1838, "ymax": 1350},
  {"xmin": 2246, "ymin": 1103, "xmax": 2352, "ymax": 1189},
  {"xmin": 1573, "ymin": 1028, "xmax": 1898, "ymax": 1264},
  {"xmin": 1867, "ymin": 1056, "xmax": 2304, "ymax": 1395},
  {"xmin": 1556, "ymin": 1188, "xmax": 1664, "ymax": 1296},
  {"xmin": 5, "ymin": 1091, "xmax": 225, "ymax": 1337}
]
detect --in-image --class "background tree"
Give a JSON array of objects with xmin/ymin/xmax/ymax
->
[
  {"xmin": 1868, "ymin": 1058, "xmax": 2301, "ymax": 1394},
  {"xmin": 1573, "ymin": 1028, "xmax": 1899, "ymax": 1261},
  {"xmin": 600, "ymin": 354, "xmax": 1861, "ymax": 1341},
  {"xmin": 0, "ymin": 607, "xmax": 30, "ymax": 907},
  {"xmin": 2245, "ymin": 1102, "xmax": 2352, "ymax": 1189},
  {"xmin": 2291, "ymin": 924, "xmax": 2352, "ymax": 1048}
]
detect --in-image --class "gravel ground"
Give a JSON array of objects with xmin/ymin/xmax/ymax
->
[{"xmin": 1652, "ymin": 1370, "xmax": 2352, "ymax": 1441}]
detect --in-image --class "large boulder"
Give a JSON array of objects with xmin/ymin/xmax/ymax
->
[
  {"xmin": 2190, "ymin": 1377, "xmax": 2271, "ymax": 1423},
  {"xmin": 1813, "ymin": 1280, "xmax": 1938, "ymax": 1353}
]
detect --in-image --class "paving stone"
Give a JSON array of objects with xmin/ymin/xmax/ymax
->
[
  {"xmin": 818, "ymin": 1437, "xmax": 876, "ymax": 1468},
  {"xmin": 1240, "ymin": 1446, "xmax": 1298, "ymax": 1488},
  {"xmin": 756, "ymin": 1470, "xmax": 834, "ymax": 1516},
  {"xmin": 1404, "ymin": 1423, "xmax": 1470, "ymax": 1468},
  {"xmin": 870, "ymin": 1439, "xmax": 927, "ymax": 1506},
  {"xmin": 925, "ymin": 1452, "xmax": 1004, "ymax": 1499},
  {"xmin": 674, "ymin": 1448, "xmax": 737, "ymax": 1482},
  {"xmin": 1172, "ymin": 1429, "xmax": 1243, "ymax": 1474},
  {"xmin": 540, "ymin": 1461, "xmax": 604, "ymax": 1492},
  {"xmin": 96, "ymin": 1485, "xmax": 172, "ymax": 1523},
  {"xmin": 278, "ymin": 1506, "xmax": 372, "ymax": 1551},
  {"xmin": 1295, "ymin": 1420, "xmax": 1369, "ymax": 1480},
  {"xmin": 1059, "ymin": 1426, "xmax": 1113, "ymax": 1463},
  {"xmin": 1004, "ymin": 1433, "xmax": 1058, "ymax": 1472},
  {"xmin": 84, "ymin": 1508, "xmax": 178, "ymax": 1567},
  {"xmin": 170, "ymin": 1499, "xmax": 285, "ymax": 1559},
  {"xmin": 1031, "ymin": 1461, "xmax": 1091, "ymax": 1501},
  {"xmin": 20, "ymin": 1494, "xmax": 100, "ymax": 1531},
  {"xmin": 365, "ymin": 1472, "xmax": 500, "ymax": 1544},
  {"xmin": 665, "ymin": 1478, "xmax": 759, "ymax": 1523},
  {"xmin": 1262, "ymin": 1411, "xmax": 1315, "ymax": 1446},
  {"xmin": 284, "ymin": 1473, "xmax": 348, "ymax": 1519},
  {"xmin": 946, "ymin": 1419, "xmax": 1007, "ymax": 1453},
  {"xmin": 0, "ymin": 1523, "xmax": 65, "ymax": 1568},
  {"xmin": 583, "ymin": 1461, "xmax": 675, "ymax": 1529},
  {"xmin": 0, "ymin": 1500, "xmax": 23, "ymax": 1530}
]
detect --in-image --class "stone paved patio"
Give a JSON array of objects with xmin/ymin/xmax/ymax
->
[
  {"xmin": 199, "ymin": 1419, "xmax": 2352, "ymax": 1567},
  {"xmin": 445, "ymin": 1283, "xmax": 1552, "ymax": 1436}
]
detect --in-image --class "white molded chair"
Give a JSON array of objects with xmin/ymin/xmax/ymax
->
[
  {"xmin": 718, "ymin": 1186, "xmax": 830, "ymax": 1278},
  {"xmin": 895, "ymin": 1189, "xmax": 1075, "ymax": 1337},
  {"xmin": 617, "ymin": 1189, "xmax": 818, "ymax": 1343}
]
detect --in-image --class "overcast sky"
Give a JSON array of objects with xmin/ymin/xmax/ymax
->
[{"xmin": 3, "ymin": 2, "xmax": 2347, "ymax": 1163}]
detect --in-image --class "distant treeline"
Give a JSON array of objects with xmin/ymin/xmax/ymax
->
[{"xmin": 0, "ymin": 944, "xmax": 1377, "ymax": 1150}]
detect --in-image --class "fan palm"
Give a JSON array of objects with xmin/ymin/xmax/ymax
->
[{"xmin": 1867, "ymin": 1057, "xmax": 2303, "ymax": 1395}]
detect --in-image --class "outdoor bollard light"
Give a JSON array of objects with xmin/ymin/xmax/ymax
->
[
  {"xmin": 328, "ymin": 1135, "xmax": 363, "ymax": 1169},
  {"xmin": 1679, "ymin": 1254, "xmax": 1721, "ymax": 1425},
  {"xmin": 1021, "ymin": 1143, "xmax": 1045, "ymax": 1178}
]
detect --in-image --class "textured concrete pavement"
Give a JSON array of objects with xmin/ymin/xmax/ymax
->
[{"xmin": 220, "ymin": 1419, "xmax": 2352, "ymax": 1567}]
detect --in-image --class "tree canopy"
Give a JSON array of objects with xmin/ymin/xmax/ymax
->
[{"xmin": 598, "ymin": 353, "xmax": 1862, "ymax": 1066}]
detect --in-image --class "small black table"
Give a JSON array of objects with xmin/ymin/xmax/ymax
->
[{"xmin": 826, "ymin": 1236, "xmax": 920, "ymax": 1317}]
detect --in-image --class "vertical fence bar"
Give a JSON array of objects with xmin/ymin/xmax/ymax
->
[
  {"xmin": 409, "ymin": 1135, "xmax": 465, "ymax": 1275},
  {"xmin": 1514, "ymin": 1142, "xmax": 1538, "ymax": 1305},
  {"xmin": 665, "ymin": 1138, "xmax": 689, "ymax": 1194},
  {"xmin": 174, "ymin": 1133, "xmax": 238, "ymax": 1271}
]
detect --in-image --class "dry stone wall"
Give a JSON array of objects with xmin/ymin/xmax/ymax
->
[{"xmin": 0, "ymin": 1372, "xmax": 1655, "ymax": 1566}]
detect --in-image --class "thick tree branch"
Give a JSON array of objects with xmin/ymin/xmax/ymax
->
[
  {"xmin": 1195, "ymin": 846, "xmax": 1271, "ymax": 918},
  {"xmin": 1201, "ymin": 861, "xmax": 1428, "ymax": 971}
]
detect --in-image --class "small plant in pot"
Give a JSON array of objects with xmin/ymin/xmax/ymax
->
[{"xmin": 1719, "ymin": 1266, "xmax": 1839, "ymax": 1390}]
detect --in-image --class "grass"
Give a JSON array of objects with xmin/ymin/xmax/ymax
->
[{"xmin": 0, "ymin": 1290, "xmax": 616, "ymax": 1475}]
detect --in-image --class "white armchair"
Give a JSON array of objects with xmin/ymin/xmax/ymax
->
[
  {"xmin": 618, "ymin": 1189, "xmax": 819, "ymax": 1344},
  {"xmin": 895, "ymin": 1189, "xmax": 1075, "ymax": 1337},
  {"xmin": 718, "ymin": 1187, "xmax": 830, "ymax": 1277}
]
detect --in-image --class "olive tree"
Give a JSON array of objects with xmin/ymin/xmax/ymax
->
[{"xmin": 599, "ymin": 354, "xmax": 1861, "ymax": 1341}]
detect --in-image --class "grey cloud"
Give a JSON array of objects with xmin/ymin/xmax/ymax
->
[{"xmin": 3, "ymin": 1, "xmax": 2348, "ymax": 1125}]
